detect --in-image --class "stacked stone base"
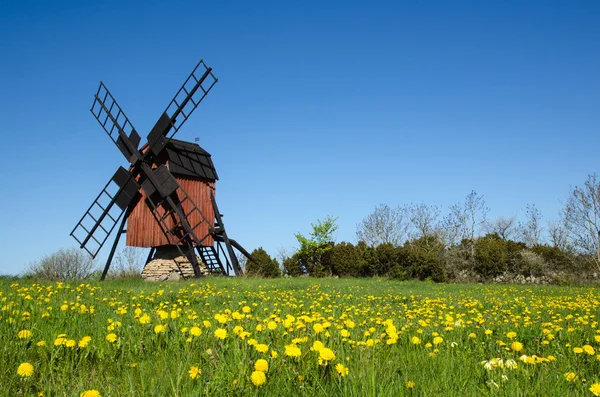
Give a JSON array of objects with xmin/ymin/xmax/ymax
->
[{"xmin": 142, "ymin": 246, "xmax": 209, "ymax": 281}]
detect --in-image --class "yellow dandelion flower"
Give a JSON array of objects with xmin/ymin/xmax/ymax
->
[
  {"xmin": 335, "ymin": 363, "xmax": 349, "ymax": 376},
  {"xmin": 78, "ymin": 336, "xmax": 92, "ymax": 348},
  {"xmin": 285, "ymin": 344, "xmax": 302, "ymax": 357},
  {"xmin": 506, "ymin": 332, "xmax": 517, "ymax": 339},
  {"xmin": 583, "ymin": 345, "xmax": 595, "ymax": 355},
  {"xmin": 190, "ymin": 326, "xmax": 202, "ymax": 337},
  {"xmin": 17, "ymin": 362, "xmax": 34, "ymax": 377},
  {"xmin": 189, "ymin": 366, "xmax": 201, "ymax": 380},
  {"xmin": 590, "ymin": 383, "xmax": 600, "ymax": 397},
  {"xmin": 511, "ymin": 341, "xmax": 523, "ymax": 352},
  {"xmin": 251, "ymin": 370, "xmax": 266, "ymax": 386},
  {"xmin": 254, "ymin": 359, "xmax": 269, "ymax": 372},
  {"xmin": 411, "ymin": 336, "xmax": 421, "ymax": 345},
  {"xmin": 106, "ymin": 333, "xmax": 117, "ymax": 343},
  {"xmin": 433, "ymin": 336, "xmax": 443, "ymax": 345},
  {"xmin": 154, "ymin": 324, "xmax": 166, "ymax": 334},
  {"xmin": 36, "ymin": 340, "xmax": 46, "ymax": 347},
  {"xmin": 319, "ymin": 348, "xmax": 336, "ymax": 362},
  {"xmin": 267, "ymin": 321, "xmax": 277, "ymax": 330},
  {"xmin": 313, "ymin": 323, "xmax": 324, "ymax": 334},
  {"xmin": 484, "ymin": 329, "xmax": 493, "ymax": 335},
  {"xmin": 270, "ymin": 350, "xmax": 278, "ymax": 358},
  {"xmin": 80, "ymin": 390, "xmax": 100, "ymax": 397},
  {"xmin": 564, "ymin": 372, "xmax": 578, "ymax": 382},
  {"xmin": 407, "ymin": 380, "xmax": 416, "ymax": 389},
  {"xmin": 214, "ymin": 328, "xmax": 227, "ymax": 340},
  {"xmin": 573, "ymin": 347, "xmax": 583, "ymax": 354},
  {"xmin": 139, "ymin": 314, "xmax": 150, "ymax": 324},
  {"xmin": 18, "ymin": 330, "xmax": 32, "ymax": 339},
  {"xmin": 255, "ymin": 344, "xmax": 269, "ymax": 353},
  {"xmin": 311, "ymin": 341, "xmax": 325, "ymax": 351},
  {"xmin": 65, "ymin": 339, "xmax": 76, "ymax": 348}
]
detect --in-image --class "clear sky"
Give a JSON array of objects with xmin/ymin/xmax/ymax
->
[{"xmin": 1, "ymin": 0, "xmax": 599, "ymax": 275}]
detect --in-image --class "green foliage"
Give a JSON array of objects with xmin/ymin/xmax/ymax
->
[
  {"xmin": 473, "ymin": 234, "xmax": 508, "ymax": 279},
  {"xmin": 402, "ymin": 234, "xmax": 446, "ymax": 282},
  {"xmin": 25, "ymin": 248, "xmax": 97, "ymax": 281},
  {"xmin": 245, "ymin": 248, "xmax": 280, "ymax": 278},
  {"xmin": 294, "ymin": 216, "xmax": 338, "ymax": 277},
  {"xmin": 328, "ymin": 242, "xmax": 362, "ymax": 277}
]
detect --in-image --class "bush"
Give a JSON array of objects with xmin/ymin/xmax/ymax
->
[
  {"xmin": 105, "ymin": 247, "xmax": 144, "ymax": 279},
  {"xmin": 402, "ymin": 234, "xmax": 446, "ymax": 282},
  {"xmin": 329, "ymin": 242, "xmax": 362, "ymax": 277},
  {"xmin": 473, "ymin": 234, "xmax": 508, "ymax": 279},
  {"xmin": 25, "ymin": 248, "xmax": 97, "ymax": 280},
  {"xmin": 246, "ymin": 248, "xmax": 280, "ymax": 278}
]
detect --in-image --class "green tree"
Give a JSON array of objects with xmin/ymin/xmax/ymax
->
[
  {"xmin": 473, "ymin": 234, "xmax": 508, "ymax": 279},
  {"xmin": 246, "ymin": 248, "xmax": 280, "ymax": 278},
  {"xmin": 294, "ymin": 216, "xmax": 338, "ymax": 277}
]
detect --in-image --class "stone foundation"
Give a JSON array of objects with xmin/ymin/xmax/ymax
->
[{"xmin": 142, "ymin": 246, "xmax": 209, "ymax": 281}]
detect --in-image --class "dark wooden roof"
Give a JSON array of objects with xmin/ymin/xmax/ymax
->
[{"xmin": 164, "ymin": 139, "xmax": 218, "ymax": 180}]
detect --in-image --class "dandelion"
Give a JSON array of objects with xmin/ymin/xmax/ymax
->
[
  {"xmin": 433, "ymin": 336, "xmax": 443, "ymax": 345},
  {"xmin": 78, "ymin": 336, "xmax": 92, "ymax": 348},
  {"xmin": 251, "ymin": 370, "xmax": 266, "ymax": 386},
  {"xmin": 336, "ymin": 363, "xmax": 349, "ymax": 376},
  {"xmin": 190, "ymin": 326, "xmax": 202, "ymax": 337},
  {"xmin": 407, "ymin": 380, "xmax": 416, "ymax": 389},
  {"xmin": 583, "ymin": 345, "xmax": 595, "ymax": 355},
  {"xmin": 36, "ymin": 340, "xmax": 46, "ymax": 347},
  {"xmin": 573, "ymin": 347, "xmax": 583, "ymax": 354},
  {"xmin": 214, "ymin": 328, "xmax": 227, "ymax": 340},
  {"xmin": 590, "ymin": 383, "xmax": 600, "ymax": 397},
  {"xmin": 80, "ymin": 391, "xmax": 101, "ymax": 397},
  {"xmin": 319, "ymin": 348, "xmax": 336, "ymax": 362},
  {"xmin": 485, "ymin": 329, "xmax": 493, "ymax": 335},
  {"xmin": 106, "ymin": 333, "xmax": 117, "ymax": 343},
  {"xmin": 311, "ymin": 341, "xmax": 325, "ymax": 351},
  {"xmin": 411, "ymin": 336, "xmax": 421, "ymax": 345},
  {"xmin": 511, "ymin": 341, "xmax": 523, "ymax": 352},
  {"xmin": 154, "ymin": 324, "xmax": 166, "ymax": 334},
  {"xmin": 564, "ymin": 372, "xmax": 578, "ymax": 382},
  {"xmin": 255, "ymin": 344, "xmax": 269, "ymax": 353},
  {"xmin": 254, "ymin": 359, "xmax": 269, "ymax": 372},
  {"xmin": 285, "ymin": 344, "xmax": 301, "ymax": 357},
  {"xmin": 506, "ymin": 332, "xmax": 517, "ymax": 339},
  {"xmin": 270, "ymin": 350, "xmax": 278, "ymax": 358},
  {"xmin": 65, "ymin": 339, "xmax": 76, "ymax": 348},
  {"xmin": 17, "ymin": 362, "xmax": 34, "ymax": 377},
  {"xmin": 267, "ymin": 321, "xmax": 277, "ymax": 330},
  {"xmin": 313, "ymin": 323, "xmax": 324, "ymax": 334},
  {"xmin": 139, "ymin": 314, "xmax": 150, "ymax": 324},
  {"xmin": 18, "ymin": 330, "xmax": 32, "ymax": 339},
  {"xmin": 189, "ymin": 366, "xmax": 201, "ymax": 380}
]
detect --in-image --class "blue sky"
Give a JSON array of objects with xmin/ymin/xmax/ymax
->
[{"xmin": 0, "ymin": 1, "xmax": 599, "ymax": 274}]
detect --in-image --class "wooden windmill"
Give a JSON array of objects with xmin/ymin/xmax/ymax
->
[{"xmin": 70, "ymin": 60, "xmax": 252, "ymax": 280}]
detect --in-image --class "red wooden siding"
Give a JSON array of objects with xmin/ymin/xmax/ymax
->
[{"xmin": 126, "ymin": 177, "xmax": 216, "ymax": 248}]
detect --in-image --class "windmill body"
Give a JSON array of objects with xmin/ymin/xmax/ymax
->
[{"xmin": 70, "ymin": 60, "xmax": 252, "ymax": 279}]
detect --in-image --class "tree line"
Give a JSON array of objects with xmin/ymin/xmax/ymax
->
[{"xmin": 246, "ymin": 173, "xmax": 600, "ymax": 283}]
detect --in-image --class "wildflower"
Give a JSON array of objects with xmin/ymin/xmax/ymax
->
[
  {"xmin": 506, "ymin": 332, "xmax": 517, "ymax": 339},
  {"xmin": 36, "ymin": 340, "xmax": 46, "ymax": 347},
  {"xmin": 214, "ymin": 328, "xmax": 227, "ymax": 340},
  {"xmin": 589, "ymin": 383, "xmax": 600, "ymax": 397},
  {"xmin": 154, "ymin": 324, "xmax": 166, "ymax": 334},
  {"xmin": 65, "ymin": 339, "xmax": 76, "ymax": 348},
  {"xmin": 17, "ymin": 362, "xmax": 34, "ymax": 377},
  {"xmin": 583, "ymin": 345, "xmax": 595, "ymax": 355},
  {"xmin": 564, "ymin": 372, "xmax": 578, "ymax": 382},
  {"xmin": 285, "ymin": 344, "xmax": 302, "ymax": 357},
  {"xmin": 411, "ymin": 336, "xmax": 421, "ymax": 345},
  {"xmin": 336, "ymin": 363, "xmax": 349, "ymax": 376},
  {"xmin": 484, "ymin": 329, "xmax": 493, "ymax": 335},
  {"xmin": 251, "ymin": 370, "xmax": 266, "ymax": 386},
  {"xmin": 469, "ymin": 333, "xmax": 476, "ymax": 338},
  {"xmin": 270, "ymin": 350, "xmax": 278, "ymax": 358},
  {"xmin": 255, "ymin": 344, "xmax": 269, "ymax": 353},
  {"xmin": 54, "ymin": 336, "xmax": 67, "ymax": 346},
  {"xmin": 573, "ymin": 347, "xmax": 583, "ymax": 354},
  {"xmin": 242, "ymin": 306, "xmax": 251, "ymax": 313},
  {"xmin": 313, "ymin": 323, "xmax": 324, "ymax": 334},
  {"xmin": 407, "ymin": 380, "xmax": 416, "ymax": 389},
  {"xmin": 139, "ymin": 314, "xmax": 150, "ymax": 324},
  {"xmin": 267, "ymin": 321, "xmax": 277, "ymax": 330},
  {"xmin": 311, "ymin": 341, "xmax": 325, "ymax": 351},
  {"xmin": 433, "ymin": 336, "xmax": 443, "ymax": 345},
  {"xmin": 511, "ymin": 341, "xmax": 523, "ymax": 352},
  {"xmin": 319, "ymin": 348, "xmax": 336, "ymax": 362},
  {"xmin": 80, "ymin": 391, "xmax": 101, "ymax": 397},
  {"xmin": 340, "ymin": 329, "xmax": 350, "ymax": 337},
  {"xmin": 254, "ymin": 359, "xmax": 269, "ymax": 372},
  {"xmin": 18, "ymin": 330, "xmax": 32, "ymax": 339},
  {"xmin": 190, "ymin": 326, "xmax": 202, "ymax": 337},
  {"xmin": 189, "ymin": 366, "xmax": 201, "ymax": 380},
  {"xmin": 106, "ymin": 333, "xmax": 117, "ymax": 343},
  {"xmin": 78, "ymin": 336, "xmax": 92, "ymax": 348}
]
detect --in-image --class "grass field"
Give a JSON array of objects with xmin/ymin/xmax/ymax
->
[{"xmin": 2, "ymin": 277, "xmax": 600, "ymax": 396}]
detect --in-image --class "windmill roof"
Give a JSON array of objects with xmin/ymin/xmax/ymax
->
[{"xmin": 164, "ymin": 139, "xmax": 219, "ymax": 180}]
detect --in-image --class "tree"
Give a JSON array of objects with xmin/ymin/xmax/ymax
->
[
  {"xmin": 109, "ymin": 246, "xmax": 144, "ymax": 279},
  {"xmin": 519, "ymin": 204, "xmax": 543, "ymax": 247},
  {"xmin": 294, "ymin": 216, "xmax": 338, "ymax": 277},
  {"xmin": 356, "ymin": 204, "xmax": 409, "ymax": 247},
  {"xmin": 547, "ymin": 218, "xmax": 570, "ymax": 251},
  {"xmin": 563, "ymin": 174, "xmax": 600, "ymax": 270},
  {"xmin": 407, "ymin": 203, "xmax": 441, "ymax": 240},
  {"xmin": 246, "ymin": 248, "xmax": 280, "ymax": 278},
  {"xmin": 25, "ymin": 248, "xmax": 97, "ymax": 280},
  {"xmin": 483, "ymin": 216, "xmax": 517, "ymax": 241}
]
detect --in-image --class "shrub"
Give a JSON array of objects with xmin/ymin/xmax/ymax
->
[
  {"xmin": 329, "ymin": 242, "xmax": 362, "ymax": 277},
  {"xmin": 25, "ymin": 248, "xmax": 97, "ymax": 281},
  {"xmin": 473, "ymin": 234, "xmax": 508, "ymax": 279},
  {"xmin": 246, "ymin": 248, "xmax": 280, "ymax": 278}
]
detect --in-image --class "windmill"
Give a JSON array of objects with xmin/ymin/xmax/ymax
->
[{"xmin": 70, "ymin": 60, "xmax": 252, "ymax": 280}]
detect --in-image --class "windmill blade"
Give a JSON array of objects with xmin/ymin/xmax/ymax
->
[
  {"xmin": 91, "ymin": 82, "xmax": 142, "ymax": 163},
  {"xmin": 70, "ymin": 167, "xmax": 140, "ymax": 258},
  {"xmin": 146, "ymin": 60, "xmax": 218, "ymax": 157}
]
